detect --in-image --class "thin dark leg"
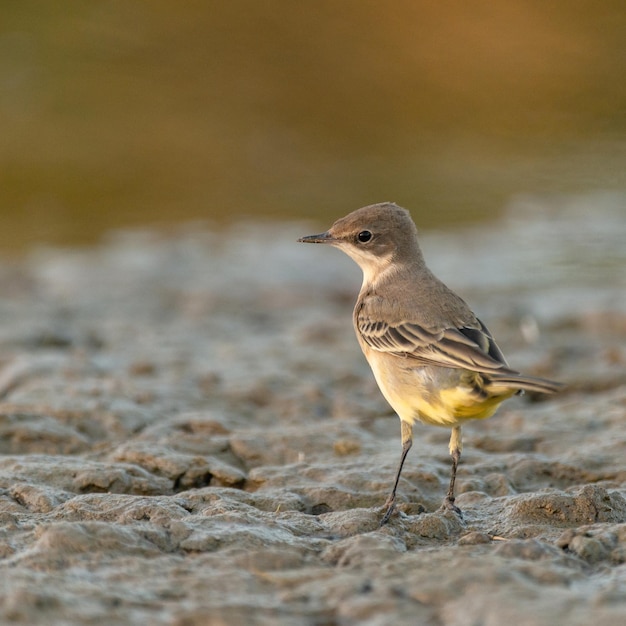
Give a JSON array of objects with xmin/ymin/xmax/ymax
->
[
  {"xmin": 442, "ymin": 426, "xmax": 463, "ymax": 518},
  {"xmin": 445, "ymin": 448, "xmax": 460, "ymax": 503},
  {"xmin": 380, "ymin": 420, "xmax": 413, "ymax": 526}
]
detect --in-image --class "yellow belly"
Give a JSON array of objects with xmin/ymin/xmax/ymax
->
[{"xmin": 365, "ymin": 350, "xmax": 515, "ymax": 427}]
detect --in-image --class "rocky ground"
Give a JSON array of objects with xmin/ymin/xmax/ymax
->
[{"xmin": 0, "ymin": 194, "xmax": 625, "ymax": 625}]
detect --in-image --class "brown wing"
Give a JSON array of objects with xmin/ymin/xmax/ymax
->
[{"xmin": 358, "ymin": 311, "xmax": 515, "ymax": 374}]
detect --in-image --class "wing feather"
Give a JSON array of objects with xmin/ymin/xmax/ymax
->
[{"xmin": 357, "ymin": 306, "xmax": 512, "ymax": 374}]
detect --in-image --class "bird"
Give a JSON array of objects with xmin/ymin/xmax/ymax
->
[{"xmin": 298, "ymin": 202, "xmax": 563, "ymax": 525}]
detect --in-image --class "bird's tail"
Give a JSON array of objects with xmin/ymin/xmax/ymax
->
[{"xmin": 487, "ymin": 371, "xmax": 564, "ymax": 395}]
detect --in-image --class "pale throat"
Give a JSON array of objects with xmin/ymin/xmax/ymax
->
[{"xmin": 355, "ymin": 252, "xmax": 398, "ymax": 291}]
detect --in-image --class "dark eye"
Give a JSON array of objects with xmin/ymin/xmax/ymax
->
[{"xmin": 357, "ymin": 230, "xmax": 372, "ymax": 243}]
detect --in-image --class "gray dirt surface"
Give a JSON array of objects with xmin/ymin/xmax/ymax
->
[{"xmin": 0, "ymin": 193, "xmax": 625, "ymax": 625}]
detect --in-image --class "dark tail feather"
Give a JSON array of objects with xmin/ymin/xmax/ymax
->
[{"xmin": 488, "ymin": 371, "xmax": 564, "ymax": 395}]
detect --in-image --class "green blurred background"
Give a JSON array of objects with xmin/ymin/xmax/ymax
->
[{"xmin": 1, "ymin": 1, "xmax": 625, "ymax": 252}]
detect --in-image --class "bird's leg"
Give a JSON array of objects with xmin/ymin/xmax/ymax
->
[
  {"xmin": 442, "ymin": 425, "xmax": 463, "ymax": 517},
  {"xmin": 380, "ymin": 420, "xmax": 413, "ymax": 526}
]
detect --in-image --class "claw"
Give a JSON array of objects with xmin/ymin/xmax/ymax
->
[
  {"xmin": 379, "ymin": 500, "xmax": 396, "ymax": 526},
  {"xmin": 440, "ymin": 496, "xmax": 463, "ymax": 519}
]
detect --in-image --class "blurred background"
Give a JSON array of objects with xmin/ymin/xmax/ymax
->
[{"xmin": 1, "ymin": 0, "xmax": 625, "ymax": 253}]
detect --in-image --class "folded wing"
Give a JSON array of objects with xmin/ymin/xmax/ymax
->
[{"xmin": 358, "ymin": 312, "xmax": 514, "ymax": 375}]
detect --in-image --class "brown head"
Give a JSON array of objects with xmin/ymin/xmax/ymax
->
[{"xmin": 298, "ymin": 202, "xmax": 425, "ymax": 281}]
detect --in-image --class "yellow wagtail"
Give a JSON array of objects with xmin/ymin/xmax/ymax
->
[{"xmin": 298, "ymin": 202, "xmax": 563, "ymax": 524}]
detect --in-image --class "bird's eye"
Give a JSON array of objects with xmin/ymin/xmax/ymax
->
[{"xmin": 357, "ymin": 230, "xmax": 372, "ymax": 243}]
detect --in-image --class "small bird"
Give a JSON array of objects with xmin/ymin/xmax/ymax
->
[{"xmin": 298, "ymin": 202, "xmax": 563, "ymax": 525}]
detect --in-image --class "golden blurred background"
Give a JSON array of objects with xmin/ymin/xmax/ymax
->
[{"xmin": 1, "ymin": 1, "xmax": 625, "ymax": 252}]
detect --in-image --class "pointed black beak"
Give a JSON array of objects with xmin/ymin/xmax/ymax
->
[{"xmin": 297, "ymin": 231, "xmax": 335, "ymax": 244}]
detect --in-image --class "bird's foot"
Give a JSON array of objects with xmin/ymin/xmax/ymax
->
[
  {"xmin": 379, "ymin": 498, "xmax": 396, "ymax": 526},
  {"xmin": 440, "ymin": 496, "xmax": 463, "ymax": 519}
]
